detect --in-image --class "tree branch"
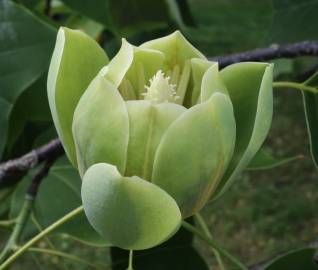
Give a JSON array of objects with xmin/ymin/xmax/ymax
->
[
  {"xmin": 0, "ymin": 138, "xmax": 63, "ymax": 186},
  {"xmin": 212, "ymin": 41, "xmax": 318, "ymax": 68},
  {"xmin": 44, "ymin": 0, "xmax": 52, "ymax": 17}
]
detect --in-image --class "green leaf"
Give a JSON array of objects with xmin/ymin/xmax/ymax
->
[
  {"xmin": 152, "ymin": 93, "xmax": 236, "ymax": 217},
  {"xmin": 81, "ymin": 163, "xmax": 181, "ymax": 250},
  {"xmin": 47, "ymin": 27, "xmax": 109, "ymax": 167},
  {"xmin": 60, "ymin": 0, "xmax": 110, "ymax": 26},
  {"xmin": 185, "ymin": 0, "xmax": 272, "ymax": 55},
  {"xmin": 6, "ymin": 74, "xmax": 51, "ymax": 154},
  {"xmin": 109, "ymin": 0, "xmax": 170, "ymax": 36},
  {"xmin": 302, "ymin": 71, "xmax": 318, "ymax": 169},
  {"xmin": 61, "ymin": 0, "xmax": 171, "ymax": 36},
  {"xmin": 72, "ymin": 75, "xmax": 129, "ymax": 176},
  {"xmin": 111, "ymin": 221, "xmax": 209, "ymax": 270},
  {"xmin": 247, "ymin": 148, "xmax": 303, "ymax": 170},
  {"xmin": 213, "ymin": 63, "xmax": 273, "ymax": 200},
  {"xmin": 267, "ymin": 0, "xmax": 318, "ymax": 44},
  {"xmin": 264, "ymin": 248, "xmax": 318, "ymax": 270},
  {"xmin": 10, "ymin": 157, "xmax": 108, "ymax": 246},
  {"xmin": 0, "ymin": 0, "xmax": 56, "ymax": 158},
  {"xmin": 0, "ymin": 99, "xmax": 11, "ymax": 159},
  {"xmin": 0, "ymin": 187, "xmax": 14, "ymax": 216}
]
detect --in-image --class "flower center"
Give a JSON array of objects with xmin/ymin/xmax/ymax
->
[{"xmin": 142, "ymin": 70, "xmax": 179, "ymax": 104}]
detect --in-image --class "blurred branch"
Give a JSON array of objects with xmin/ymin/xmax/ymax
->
[
  {"xmin": 212, "ymin": 41, "xmax": 318, "ymax": 68},
  {"xmin": 0, "ymin": 138, "xmax": 63, "ymax": 186},
  {"xmin": 44, "ymin": 0, "xmax": 52, "ymax": 17},
  {"xmin": 26, "ymin": 158, "xmax": 56, "ymax": 197}
]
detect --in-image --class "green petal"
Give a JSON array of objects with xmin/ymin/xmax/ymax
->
[
  {"xmin": 102, "ymin": 40, "xmax": 165, "ymax": 99},
  {"xmin": 124, "ymin": 47, "xmax": 165, "ymax": 99},
  {"xmin": 81, "ymin": 163, "xmax": 181, "ymax": 250},
  {"xmin": 213, "ymin": 62, "xmax": 273, "ymax": 200},
  {"xmin": 125, "ymin": 101, "xmax": 186, "ymax": 180},
  {"xmin": 175, "ymin": 60, "xmax": 191, "ymax": 105},
  {"xmin": 189, "ymin": 58, "xmax": 214, "ymax": 105},
  {"xmin": 140, "ymin": 31, "xmax": 206, "ymax": 70},
  {"xmin": 200, "ymin": 63, "xmax": 228, "ymax": 102},
  {"xmin": 72, "ymin": 75, "xmax": 129, "ymax": 176},
  {"xmin": 152, "ymin": 93, "xmax": 236, "ymax": 218},
  {"xmin": 103, "ymin": 39, "xmax": 134, "ymax": 88},
  {"xmin": 47, "ymin": 27, "xmax": 109, "ymax": 167}
]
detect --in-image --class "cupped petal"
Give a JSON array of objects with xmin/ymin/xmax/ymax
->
[
  {"xmin": 47, "ymin": 27, "xmax": 109, "ymax": 167},
  {"xmin": 175, "ymin": 60, "xmax": 191, "ymax": 105},
  {"xmin": 188, "ymin": 58, "xmax": 214, "ymax": 106},
  {"xmin": 81, "ymin": 163, "xmax": 181, "ymax": 250},
  {"xmin": 140, "ymin": 31, "xmax": 206, "ymax": 70},
  {"xmin": 124, "ymin": 47, "xmax": 165, "ymax": 99},
  {"xmin": 125, "ymin": 101, "xmax": 186, "ymax": 180},
  {"xmin": 103, "ymin": 38, "xmax": 134, "ymax": 88},
  {"xmin": 72, "ymin": 75, "xmax": 129, "ymax": 176},
  {"xmin": 213, "ymin": 62, "xmax": 273, "ymax": 200},
  {"xmin": 152, "ymin": 93, "xmax": 236, "ymax": 218},
  {"xmin": 102, "ymin": 39, "xmax": 165, "ymax": 99},
  {"xmin": 200, "ymin": 63, "xmax": 228, "ymax": 102}
]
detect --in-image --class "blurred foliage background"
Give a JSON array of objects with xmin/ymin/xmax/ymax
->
[{"xmin": 0, "ymin": 0, "xmax": 318, "ymax": 269}]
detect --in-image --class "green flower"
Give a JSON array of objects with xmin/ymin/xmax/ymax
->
[{"xmin": 48, "ymin": 27, "xmax": 273, "ymax": 250}]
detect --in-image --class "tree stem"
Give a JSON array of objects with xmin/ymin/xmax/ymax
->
[
  {"xmin": 0, "ymin": 196, "xmax": 34, "ymax": 263},
  {"xmin": 195, "ymin": 214, "xmax": 226, "ymax": 270},
  {"xmin": 273, "ymin": 81, "xmax": 318, "ymax": 94},
  {"xmin": 182, "ymin": 220, "xmax": 248, "ymax": 270},
  {"xmin": 0, "ymin": 206, "xmax": 84, "ymax": 270},
  {"xmin": 0, "ymin": 219, "xmax": 16, "ymax": 228},
  {"xmin": 127, "ymin": 250, "xmax": 134, "ymax": 270}
]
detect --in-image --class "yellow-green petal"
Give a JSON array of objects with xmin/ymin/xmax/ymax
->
[
  {"xmin": 81, "ymin": 163, "xmax": 181, "ymax": 250},
  {"xmin": 152, "ymin": 93, "xmax": 236, "ymax": 217},
  {"xmin": 103, "ymin": 38, "xmax": 134, "ymax": 88},
  {"xmin": 47, "ymin": 27, "xmax": 109, "ymax": 167},
  {"xmin": 140, "ymin": 30, "xmax": 206, "ymax": 70},
  {"xmin": 213, "ymin": 62, "xmax": 273, "ymax": 200},
  {"xmin": 200, "ymin": 63, "xmax": 228, "ymax": 102},
  {"xmin": 103, "ymin": 40, "xmax": 166, "ymax": 99},
  {"xmin": 124, "ymin": 47, "xmax": 165, "ymax": 99},
  {"xmin": 189, "ymin": 58, "xmax": 214, "ymax": 105},
  {"xmin": 125, "ymin": 101, "xmax": 186, "ymax": 180},
  {"xmin": 176, "ymin": 60, "xmax": 191, "ymax": 105},
  {"xmin": 72, "ymin": 75, "xmax": 129, "ymax": 176}
]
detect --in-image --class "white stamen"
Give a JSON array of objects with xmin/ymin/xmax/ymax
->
[{"xmin": 143, "ymin": 70, "xmax": 179, "ymax": 104}]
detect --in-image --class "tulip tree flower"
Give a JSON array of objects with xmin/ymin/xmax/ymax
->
[{"xmin": 47, "ymin": 27, "xmax": 273, "ymax": 250}]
